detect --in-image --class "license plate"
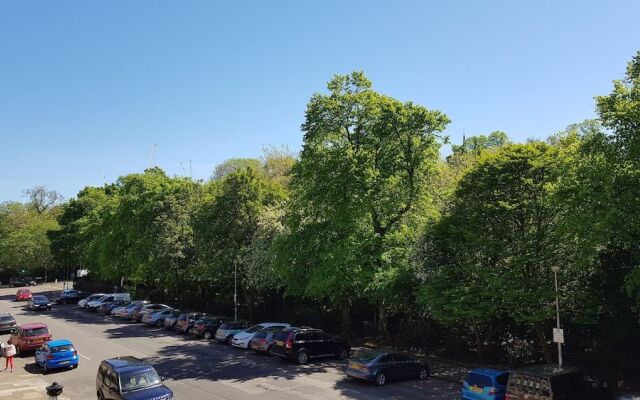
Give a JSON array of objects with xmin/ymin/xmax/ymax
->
[
  {"xmin": 59, "ymin": 361, "xmax": 69, "ymax": 365},
  {"xmin": 275, "ymin": 340, "xmax": 284, "ymax": 346},
  {"xmin": 349, "ymin": 363, "xmax": 358, "ymax": 369},
  {"xmin": 33, "ymin": 339, "xmax": 43, "ymax": 344},
  {"xmin": 470, "ymin": 386, "xmax": 483, "ymax": 393}
]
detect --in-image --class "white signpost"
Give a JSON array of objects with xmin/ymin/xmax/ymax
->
[{"xmin": 553, "ymin": 328, "xmax": 564, "ymax": 344}]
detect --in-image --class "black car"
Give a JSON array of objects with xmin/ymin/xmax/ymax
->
[
  {"xmin": 96, "ymin": 356, "xmax": 173, "ymax": 400},
  {"xmin": 10, "ymin": 276, "xmax": 36, "ymax": 287},
  {"xmin": 28, "ymin": 295, "xmax": 52, "ymax": 311},
  {"xmin": 346, "ymin": 351, "xmax": 430, "ymax": 386},
  {"xmin": 53, "ymin": 289, "xmax": 85, "ymax": 305},
  {"xmin": 269, "ymin": 327, "xmax": 350, "ymax": 364},
  {"xmin": 506, "ymin": 365, "xmax": 612, "ymax": 400},
  {"xmin": 0, "ymin": 313, "xmax": 17, "ymax": 333}
]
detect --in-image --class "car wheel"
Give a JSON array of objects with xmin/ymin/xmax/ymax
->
[
  {"xmin": 98, "ymin": 391, "xmax": 105, "ymax": 400},
  {"xmin": 266, "ymin": 345, "xmax": 273, "ymax": 356},
  {"xmin": 375, "ymin": 372, "xmax": 387, "ymax": 386},
  {"xmin": 296, "ymin": 351, "xmax": 309, "ymax": 365},
  {"xmin": 155, "ymin": 320, "xmax": 163, "ymax": 327},
  {"xmin": 203, "ymin": 331, "xmax": 212, "ymax": 340},
  {"xmin": 337, "ymin": 348, "xmax": 349, "ymax": 360},
  {"xmin": 418, "ymin": 367, "xmax": 429, "ymax": 380},
  {"xmin": 225, "ymin": 335, "xmax": 233, "ymax": 344}
]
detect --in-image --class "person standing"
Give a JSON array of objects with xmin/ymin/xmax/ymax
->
[{"xmin": 4, "ymin": 343, "xmax": 15, "ymax": 372}]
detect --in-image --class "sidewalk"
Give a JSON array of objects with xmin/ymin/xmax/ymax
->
[{"xmin": 0, "ymin": 358, "xmax": 70, "ymax": 400}]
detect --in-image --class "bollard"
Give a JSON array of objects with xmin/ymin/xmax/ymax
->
[{"xmin": 46, "ymin": 382, "xmax": 63, "ymax": 400}]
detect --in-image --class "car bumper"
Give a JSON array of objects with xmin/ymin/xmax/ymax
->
[
  {"xmin": 189, "ymin": 328, "xmax": 202, "ymax": 336},
  {"xmin": 20, "ymin": 342, "xmax": 46, "ymax": 352},
  {"xmin": 44, "ymin": 357, "xmax": 78, "ymax": 369},
  {"xmin": 269, "ymin": 346, "xmax": 294, "ymax": 360},
  {"xmin": 346, "ymin": 369, "xmax": 376, "ymax": 382},
  {"xmin": 31, "ymin": 304, "xmax": 50, "ymax": 310},
  {"xmin": 230, "ymin": 338, "xmax": 250, "ymax": 348},
  {"xmin": 249, "ymin": 342, "xmax": 269, "ymax": 352}
]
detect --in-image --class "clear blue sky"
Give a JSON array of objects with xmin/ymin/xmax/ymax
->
[{"xmin": 1, "ymin": 1, "xmax": 639, "ymax": 202}]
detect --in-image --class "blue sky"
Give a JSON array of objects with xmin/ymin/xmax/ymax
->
[{"xmin": 1, "ymin": 1, "xmax": 639, "ymax": 201}]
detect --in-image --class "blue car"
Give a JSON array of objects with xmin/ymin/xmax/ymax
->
[
  {"xmin": 462, "ymin": 368, "xmax": 509, "ymax": 400},
  {"xmin": 34, "ymin": 339, "xmax": 79, "ymax": 373}
]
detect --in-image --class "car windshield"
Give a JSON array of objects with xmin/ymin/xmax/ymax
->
[
  {"xmin": 466, "ymin": 372, "xmax": 493, "ymax": 388},
  {"xmin": 33, "ymin": 296, "xmax": 48, "ymax": 302},
  {"xmin": 88, "ymin": 295, "xmax": 103, "ymax": 301},
  {"xmin": 246, "ymin": 325, "xmax": 264, "ymax": 333},
  {"xmin": 119, "ymin": 368, "xmax": 162, "ymax": 392},
  {"xmin": 50, "ymin": 345, "xmax": 74, "ymax": 353},
  {"xmin": 0, "ymin": 315, "xmax": 14, "ymax": 322},
  {"xmin": 25, "ymin": 327, "xmax": 49, "ymax": 336}
]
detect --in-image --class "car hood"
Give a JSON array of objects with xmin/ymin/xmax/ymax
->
[
  {"xmin": 33, "ymin": 300, "xmax": 50, "ymax": 305},
  {"xmin": 121, "ymin": 385, "xmax": 173, "ymax": 400}
]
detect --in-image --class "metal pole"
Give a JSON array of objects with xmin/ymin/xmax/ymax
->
[
  {"xmin": 554, "ymin": 270, "xmax": 562, "ymax": 367},
  {"xmin": 234, "ymin": 262, "xmax": 238, "ymax": 321}
]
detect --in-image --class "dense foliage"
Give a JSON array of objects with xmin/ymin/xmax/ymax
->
[{"xmin": 2, "ymin": 52, "xmax": 639, "ymax": 374}]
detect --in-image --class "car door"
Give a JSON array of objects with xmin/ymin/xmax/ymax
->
[
  {"xmin": 316, "ymin": 332, "xmax": 333, "ymax": 356},
  {"xmin": 390, "ymin": 353, "xmax": 413, "ymax": 379},
  {"xmin": 378, "ymin": 354, "xmax": 399, "ymax": 380}
]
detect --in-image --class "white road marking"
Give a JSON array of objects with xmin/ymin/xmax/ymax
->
[{"xmin": 79, "ymin": 353, "xmax": 91, "ymax": 360}]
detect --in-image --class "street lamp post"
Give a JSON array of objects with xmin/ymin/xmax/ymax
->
[
  {"xmin": 234, "ymin": 262, "xmax": 238, "ymax": 321},
  {"xmin": 551, "ymin": 265, "xmax": 563, "ymax": 367}
]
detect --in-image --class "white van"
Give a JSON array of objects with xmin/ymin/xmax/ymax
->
[{"xmin": 87, "ymin": 293, "xmax": 131, "ymax": 311}]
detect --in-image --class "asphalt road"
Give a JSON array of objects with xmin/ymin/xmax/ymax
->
[{"xmin": 0, "ymin": 284, "xmax": 460, "ymax": 400}]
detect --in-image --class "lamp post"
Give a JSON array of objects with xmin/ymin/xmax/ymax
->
[
  {"xmin": 234, "ymin": 261, "xmax": 238, "ymax": 321},
  {"xmin": 551, "ymin": 265, "xmax": 563, "ymax": 367}
]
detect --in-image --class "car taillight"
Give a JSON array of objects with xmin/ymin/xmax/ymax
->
[
  {"xmin": 47, "ymin": 354, "xmax": 54, "ymax": 360},
  {"xmin": 73, "ymin": 350, "xmax": 78, "ymax": 356},
  {"xmin": 285, "ymin": 333, "xmax": 294, "ymax": 349},
  {"xmin": 488, "ymin": 387, "xmax": 497, "ymax": 395}
]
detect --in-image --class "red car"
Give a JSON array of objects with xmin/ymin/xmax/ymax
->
[
  {"xmin": 8, "ymin": 323, "xmax": 52, "ymax": 356},
  {"xmin": 15, "ymin": 288, "xmax": 32, "ymax": 301}
]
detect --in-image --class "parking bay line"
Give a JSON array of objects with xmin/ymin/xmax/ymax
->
[{"xmin": 79, "ymin": 353, "xmax": 91, "ymax": 360}]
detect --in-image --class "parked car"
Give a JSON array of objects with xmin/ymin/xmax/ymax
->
[
  {"xmin": 232, "ymin": 322, "xmax": 290, "ymax": 349},
  {"xmin": 15, "ymin": 288, "xmax": 33, "ymax": 301},
  {"xmin": 133, "ymin": 304, "xmax": 171, "ymax": 323},
  {"xmin": 99, "ymin": 300, "xmax": 129, "ymax": 314},
  {"xmin": 462, "ymin": 368, "xmax": 509, "ymax": 400},
  {"xmin": 53, "ymin": 289, "xmax": 84, "ymax": 305},
  {"xmin": 189, "ymin": 316, "xmax": 230, "ymax": 340},
  {"xmin": 175, "ymin": 312, "xmax": 207, "ymax": 333},
  {"xmin": 8, "ymin": 323, "xmax": 52, "ymax": 356},
  {"xmin": 162, "ymin": 310, "xmax": 183, "ymax": 330},
  {"xmin": 142, "ymin": 308, "xmax": 178, "ymax": 327},
  {"xmin": 10, "ymin": 276, "xmax": 36, "ymax": 287},
  {"xmin": 34, "ymin": 339, "xmax": 79, "ymax": 373},
  {"xmin": 96, "ymin": 356, "xmax": 173, "ymax": 400},
  {"xmin": 505, "ymin": 365, "xmax": 612, "ymax": 400},
  {"xmin": 269, "ymin": 327, "xmax": 350, "ymax": 364},
  {"xmin": 215, "ymin": 320, "xmax": 250, "ymax": 343},
  {"xmin": 116, "ymin": 303, "xmax": 144, "ymax": 320},
  {"xmin": 88, "ymin": 293, "xmax": 131, "ymax": 311},
  {"xmin": 346, "ymin": 350, "xmax": 429, "ymax": 386},
  {"xmin": 78, "ymin": 293, "xmax": 105, "ymax": 308},
  {"xmin": 0, "ymin": 312, "xmax": 17, "ymax": 333},
  {"xmin": 617, "ymin": 394, "xmax": 640, "ymax": 400},
  {"xmin": 28, "ymin": 295, "xmax": 53, "ymax": 311},
  {"xmin": 112, "ymin": 301, "xmax": 149, "ymax": 318},
  {"xmin": 249, "ymin": 329, "xmax": 279, "ymax": 355}
]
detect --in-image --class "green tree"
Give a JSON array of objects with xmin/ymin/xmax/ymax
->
[{"xmin": 277, "ymin": 71, "xmax": 449, "ymax": 334}]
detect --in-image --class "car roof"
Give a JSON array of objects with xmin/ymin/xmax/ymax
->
[
  {"xmin": 514, "ymin": 364, "xmax": 581, "ymax": 377},
  {"xmin": 48, "ymin": 339, "xmax": 72, "ymax": 347},
  {"xmin": 256, "ymin": 322, "xmax": 289, "ymax": 327},
  {"xmin": 283, "ymin": 327, "xmax": 323, "ymax": 333},
  {"xmin": 18, "ymin": 288, "xmax": 31, "ymax": 292},
  {"xmin": 0, "ymin": 312, "xmax": 13, "ymax": 318},
  {"xmin": 20, "ymin": 323, "xmax": 48, "ymax": 329},
  {"xmin": 469, "ymin": 368, "xmax": 509, "ymax": 377},
  {"xmin": 104, "ymin": 356, "xmax": 153, "ymax": 372}
]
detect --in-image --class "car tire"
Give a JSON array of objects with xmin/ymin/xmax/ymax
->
[
  {"xmin": 203, "ymin": 331, "xmax": 212, "ymax": 340},
  {"xmin": 296, "ymin": 351, "xmax": 309, "ymax": 365},
  {"xmin": 266, "ymin": 345, "xmax": 273, "ymax": 357},
  {"xmin": 337, "ymin": 348, "xmax": 349, "ymax": 360},
  {"xmin": 418, "ymin": 368, "xmax": 429, "ymax": 380},
  {"xmin": 225, "ymin": 335, "xmax": 233, "ymax": 344},
  {"xmin": 375, "ymin": 372, "xmax": 387, "ymax": 386}
]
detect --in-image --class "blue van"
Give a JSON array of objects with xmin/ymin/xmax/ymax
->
[{"xmin": 462, "ymin": 368, "xmax": 509, "ymax": 400}]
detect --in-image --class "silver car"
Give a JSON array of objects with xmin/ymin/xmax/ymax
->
[{"xmin": 215, "ymin": 320, "xmax": 250, "ymax": 343}]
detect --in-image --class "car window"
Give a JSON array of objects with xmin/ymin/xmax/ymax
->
[
  {"xmin": 379, "ymin": 354, "xmax": 394, "ymax": 363},
  {"xmin": 496, "ymin": 373, "xmax": 509, "ymax": 386},
  {"xmin": 296, "ymin": 333, "xmax": 309, "ymax": 341},
  {"xmin": 318, "ymin": 332, "xmax": 332, "ymax": 341},
  {"xmin": 466, "ymin": 372, "xmax": 494, "ymax": 388},
  {"xmin": 119, "ymin": 368, "xmax": 162, "ymax": 392},
  {"xmin": 254, "ymin": 332, "xmax": 267, "ymax": 339},
  {"xmin": 274, "ymin": 331, "xmax": 290, "ymax": 342},
  {"xmin": 51, "ymin": 344, "xmax": 73, "ymax": 353},
  {"xmin": 25, "ymin": 327, "xmax": 49, "ymax": 336},
  {"xmin": 393, "ymin": 353, "xmax": 412, "ymax": 362},
  {"xmin": 246, "ymin": 325, "xmax": 264, "ymax": 333}
]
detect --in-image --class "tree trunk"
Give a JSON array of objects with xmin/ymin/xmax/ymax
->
[
  {"xmin": 341, "ymin": 304, "xmax": 351, "ymax": 337},
  {"xmin": 244, "ymin": 289, "xmax": 254, "ymax": 321},
  {"xmin": 534, "ymin": 324, "xmax": 553, "ymax": 363},
  {"xmin": 377, "ymin": 301, "xmax": 389, "ymax": 341}
]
